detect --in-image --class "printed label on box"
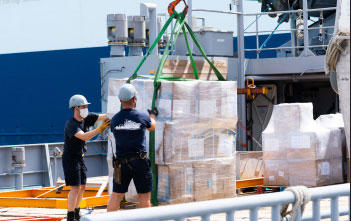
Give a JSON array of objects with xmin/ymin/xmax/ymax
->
[
  {"xmin": 218, "ymin": 134, "xmax": 234, "ymax": 156},
  {"xmin": 200, "ymin": 100, "xmax": 217, "ymax": 116},
  {"xmin": 321, "ymin": 162, "xmax": 330, "ymax": 176},
  {"xmin": 188, "ymin": 139, "xmax": 205, "ymax": 158},
  {"xmin": 107, "ymin": 96, "xmax": 121, "ymax": 114},
  {"xmin": 157, "ymin": 99, "xmax": 172, "ymax": 118},
  {"xmin": 173, "ymin": 100, "xmax": 191, "ymax": 118},
  {"xmin": 269, "ymin": 176, "xmax": 275, "ymax": 181},
  {"xmin": 264, "ymin": 138, "xmax": 279, "ymax": 151},
  {"xmin": 278, "ymin": 171, "xmax": 285, "ymax": 177},
  {"xmin": 291, "ymin": 135, "xmax": 311, "ymax": 149}
]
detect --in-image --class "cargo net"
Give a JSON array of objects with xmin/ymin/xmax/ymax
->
[
  {"xmin": 107, "ymin": 78, "xmax": 238, "ymax": 204},
  {"xmin": 262, "ymin": 103, "xmax": 345, "ymax": 187}
]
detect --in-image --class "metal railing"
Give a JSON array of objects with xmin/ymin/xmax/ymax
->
[
  {"xmin": 82, "ymin": 183, "xmax": 350, "ymax": 221},
  {"xmin": 244, "ymin": 4, "xmax": 337, "ymax": 58},
  {"xmin": 193, "ymin": 0, "xmax": 337, "ymax": 58}
]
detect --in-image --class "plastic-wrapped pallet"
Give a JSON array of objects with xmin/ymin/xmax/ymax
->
[
  {"xmin": 157, "ymin": 157, "xmax": 236, "ymax": 204},
  {"xmin": 107, "ymin": 78, "xmax": 238, "ymax": 200},
  {"xmin": 263, "ymin": 103, "xmax": 344, "ymax": 187}
]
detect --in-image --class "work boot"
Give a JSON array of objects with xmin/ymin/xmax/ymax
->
[
  {"xmin": 67, "ymin": 211, "xmax": 77, "ymax": 221},
  {"xmin": 74, "ymin": 208, "xmax": 81, "ymax": 221}
]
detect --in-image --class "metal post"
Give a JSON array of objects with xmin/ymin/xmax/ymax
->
[
  {"xmin": 272, "ymin": 205, "xmax": 281, "ymax": 221},
  {"xmin": 202, "ymin": 214, "xmax": 211, "ymax": 221},
  {"xmin": 226, "ymin": 211, "xmax": 235, "ymax": 221},
  {"xmin": 250, "ymin": 208, "xmax": 259, "ymax": 221},
  {"xmin": 141, "ymin": 3, "xmax": 158, "ymax": 55},
  {"xmin": 331, "ymin": 196, "xmax": 339, "ymax": 221},
  {"xmin": 14, "ymin": 167, "xmax": 23, "ymax": 190},
  {"xmin": 187, "ymin": 0, "xmax": 193, "ymax": 55},
  {"xmin": 45, "ymin": 144, "xmax": 54, "ymax": 187},
  {"xmin": 296, "ymin": 208, "xmax": 302, "ymax": 221},
  {"xmin": 312, "ymin": 199, "xmax": 321, "ymax": 221},
  {"xmin": 255, "ymin": 15, "xmax": 259, "ymax": 59},
  {"xmin": 188, "ymin": 0, "xmax": 193, "ymax": 29},
  {"xmin": 236, "ymin": 0, "xmax": 247, "ymax": 151},
  {"xmin": 54, "ymin": 154, "xmax": 57, "ymax": 184},
  {"xmin": 290, "ymin": 13, "xmax": 297, "ymax": 57},
  {"xmin": 302, "ymin": 0, "xmax": 310, "ymax": 56}
]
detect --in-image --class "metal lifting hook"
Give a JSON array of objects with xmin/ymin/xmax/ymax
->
[{"xmin": 168, "ymin": 0, "xmax": 189, "ymax": 19}]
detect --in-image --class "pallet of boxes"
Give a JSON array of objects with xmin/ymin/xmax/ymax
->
[
  {"xmin": 262, "ymin": 103, "xmax": 345, "ymax": 187},
  {"xmin": 107, "ymin": 78, "xmax": 238, "ymax": 204}
]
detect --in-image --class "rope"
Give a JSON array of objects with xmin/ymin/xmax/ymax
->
[
  {"xmin": 281, "ymin": 186, "xmax": 311, "ymax": 221},
  {"xmin": 325, "ymin": 31, "xmax": 349, "ymax": 76},
  {"xmin": 237, "ymin": 120, "xmax": 262, "ymax": 148}
]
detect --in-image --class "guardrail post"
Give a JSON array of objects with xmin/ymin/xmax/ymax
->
[
  {"xmin": 312, "ymin": 198, "xmax": 321, "ymax": 221},
  {"xmin": 202, "ymin": 214, "xmax": 211, "ymax": 221},
  {"xmin": 255, "ymin": 15, "xmax": 259, "ymax": 59},
  {"xmin": 272, "ymin": 205, "xmax": 281, "ymax": 221},
  {"xmin": 250, "ymin": 208, "xmax": 258, "ymax": 221},
  {"xmin": 226, "ymin": 210, "xmax": 235, "ymax": 221},
  {"xmin": 290, "ymin": 13, "xmax": 297, "ymax": 57},
  {"xmin": 302, "ymin": 0, "xmax": 310, "ymax": 56},
  {"xmin": 331, "ymin": 196, "xmax": 339, "ymax": 221}
]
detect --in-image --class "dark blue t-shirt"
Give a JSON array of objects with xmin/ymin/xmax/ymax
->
[
  {"xmin": 63, "ymin": 113, "xmax": 99, "ymax": 155},
  {"xmin": 111, "ymin": 109, "xmax": 151, "ymax": 159}
]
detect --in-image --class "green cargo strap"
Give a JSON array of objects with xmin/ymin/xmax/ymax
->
[
  {"xmin": 149, "ymin": 14, "xmax": 187, "ymax": 206},
  {"xmin": 182, "ymin": 25, "xmax": 199, "ymax": 79},
  {"xmin": 138, "ymin": 75, "xmax": 194, "ymax": 81},
  {"xmin": 184, "ymin": 22, "xmax": 226, "ymax": 81},
  {"xmin": 127, "ymin": 12, "xmax": 177, "ymax": 83}
]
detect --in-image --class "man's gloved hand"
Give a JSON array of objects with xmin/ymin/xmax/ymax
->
[
  {"xmin": 148, "ymin": 107, "xmax": 159, "ymax": 117},
  {"xmin": 97, "ymin": 119, "xmax": 111, "ymax": 133}
]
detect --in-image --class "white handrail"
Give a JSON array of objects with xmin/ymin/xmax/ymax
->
[{"xmin": 81, "ymin": 183, "xmax": 350, "ymax": 221}]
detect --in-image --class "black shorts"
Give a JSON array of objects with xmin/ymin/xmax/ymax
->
[
  {"xmin": 113, "ymin": 158, "xmax": 152, "ymax": 194},
  {"xmin": 62, "ymin": 153, "xmax": 87, "ymax": 186}
]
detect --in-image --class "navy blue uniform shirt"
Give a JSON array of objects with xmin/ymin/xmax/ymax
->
[
  {"xmin": 63, "ymin": 113, "xmax": 98, "ymax": 155},
  {"xmin": 111, "ymin": 109, "xmax": 151, "ymax": 159}
]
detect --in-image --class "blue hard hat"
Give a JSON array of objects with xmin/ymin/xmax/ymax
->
[{"xmin": 118, "ymin": 84, "xmax": 137, "ymax": 101}]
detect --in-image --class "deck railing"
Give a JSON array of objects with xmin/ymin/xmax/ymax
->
[{"xmin": 81, "ymin": 183, "xmax": 350, "ymax": 221}]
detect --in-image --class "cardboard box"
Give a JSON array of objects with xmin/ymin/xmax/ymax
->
[
  {"xmin": 288, "ymin": 158, "xmax": 344, "ymax": 187},
  {"xmin": 272, "ymin": 103, "xmax": 314, "ymax": 134},
  {"xmin": 264, "ymin": 160, "xmax": 289, "ymax": 186},
  {"xmin": 157, "ymin": 157, "xmax": 236, "ymax": 204},
  {"xmin": 172, "ymin": 81, "xmax": 199, "ymax": 122},
  {"xmin": 157, "ymin": 163, "xmax": 194, "ymax": 204},
  {"xmin": 198, "ymin": 81, "xmax": 237, "ymax": 122},
  {"xmin": 262, "ymin": 133, "xmax": 287, "ymax": 160},
  {"xmin": 161, "ymin": 122, "xmax": 236, "ymax": 164},
  {"xmin": 193, "ymin": 158, "xmax": 236, "ymax": 201}
]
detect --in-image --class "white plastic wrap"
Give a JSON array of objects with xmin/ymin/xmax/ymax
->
[
  {"xmin": 107, "ymin": 78, "xmax": 238, "ymax": 201},
  {"xmin": 263, "ymin": 103, "xmax": 344, "ymax": 186},
  {"xmin": 157, "ymin": 157, "xmax": 236, "ymax": 204}
]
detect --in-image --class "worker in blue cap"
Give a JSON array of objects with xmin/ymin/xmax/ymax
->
[
  {"xmin": 64, "ymin": 95, "xmax": 110, "ymax": 221},
  {"xmin": 107, "ymin": 84, "xmax": 157, "ymax": 211}
]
